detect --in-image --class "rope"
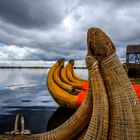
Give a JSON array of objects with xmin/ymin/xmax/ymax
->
[
  {"xmin": 21, "ymin": 116, "xmax": 25, "ymax": 132},
  {"xmin": 4, "ymin": 114, "xmax": 31, "ymax": 137},
  {"xmin": 21, "ymin": 115, "xmax": 31, "ymax": 135},
  {"xmin": 101, "ymin": 52, "xmax": 116, "ymax": 65},
  {"xmin": 4, "ymin": 115, "xmax": 20, "ymax": 135},
  {"xmin": 86, "ymin": 55, "xmax": 99, "ymax": 70}
]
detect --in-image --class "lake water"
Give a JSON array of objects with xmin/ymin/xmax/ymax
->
[{"xmin": 0, "ymin": 68, "xmax": 88, "ymax": 134}]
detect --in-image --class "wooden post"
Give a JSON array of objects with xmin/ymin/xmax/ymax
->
[{"xmin": 126, "ymin": 45, "xmax": 140, "ymax": 77}]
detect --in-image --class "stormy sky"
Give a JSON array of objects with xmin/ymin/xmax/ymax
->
[{"xmin": 0, "ymin": 0, "xmax": 140, "ymax": 61}]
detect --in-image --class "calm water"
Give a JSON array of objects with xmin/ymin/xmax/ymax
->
[{"xmin": 0, "ymin": 69, "xmax": 88, "ymax": 134}]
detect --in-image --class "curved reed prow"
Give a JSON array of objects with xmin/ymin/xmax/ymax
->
[
  {"xmin": 69, "ymin": 59, "xmax": 74, "ymax": 65},
  {"xmin": 87, "ymin": 27, "xmax": 140, "ymax": 139},
  {"xmin": 57, "ymin": 58, "xmax": 65, "ymax": 65}
]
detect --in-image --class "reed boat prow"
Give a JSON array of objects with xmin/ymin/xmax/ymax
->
[{"xmin": 1, "ymin": 27, "xmax": 140, "ymax": 140}]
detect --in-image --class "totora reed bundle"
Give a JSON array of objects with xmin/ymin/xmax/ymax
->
[
  {"xmin": 87, "ymin": 27, "xmax": 140, "ymax": 139},
  {"xmin": 1, "ymin": 27, "xmax": 140, "ymax": 140}
]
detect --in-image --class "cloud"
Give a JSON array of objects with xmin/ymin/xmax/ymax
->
[
  {"xmin": 0, "ymin": 44, "xmax": 86, "ymax": 60},
  {"xmin": 0, "ymin": 0, "xmax": 140, "ymax": 60},
  {"xmin": 0, "ymin": 45, "xmax": 43, "ymax": 60},
  {"xmin": 0, "ymin": 0, "xmax": 66, "ymax": 29}
]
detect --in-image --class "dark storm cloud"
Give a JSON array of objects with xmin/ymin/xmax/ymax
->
[
  {"xmin": 0, "ymin": 0, "xmax": 65, "ymax": 29},
  {"xmin": 0, "ymin": 0, "xmax": 140, "ymax": 60},
  {"xmin": 80, "ymin": 0, "xmax": 140, "ymax": 6},
  {"xmin": 109, "ymin": 0, "xmax": 140, "ymax": 6}
]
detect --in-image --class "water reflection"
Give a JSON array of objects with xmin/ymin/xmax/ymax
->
[{"xmin": 0, "ymin": 69, "xmax": 88, "ymax": 134}]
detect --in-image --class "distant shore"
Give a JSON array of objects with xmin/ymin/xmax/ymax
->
[{"xmin": 0, "ymin": 66, "xmax": 87, "ymax": 69}]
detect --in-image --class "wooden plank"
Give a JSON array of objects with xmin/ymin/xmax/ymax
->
[
  {"xmin": 127, "ymin": 63, "xmax": 140, "ymax": 70},
  {"xmin": 127, "ymin": 45, "xmax": 140, "ymax": 54}
]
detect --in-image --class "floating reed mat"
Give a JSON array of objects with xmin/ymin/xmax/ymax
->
[{"xmin": 0, "ymin": 27, "xmax": 140, "ymax": 140}]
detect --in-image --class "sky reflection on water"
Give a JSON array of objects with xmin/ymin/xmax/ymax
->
[{"xmin": 0, "ymin": 68, "xmax": 88, "ymax": 134}]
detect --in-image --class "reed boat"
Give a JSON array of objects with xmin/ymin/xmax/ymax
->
[{"xmin": 1, "ymin": 27, "xmax": 140, "ymax": 140}]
